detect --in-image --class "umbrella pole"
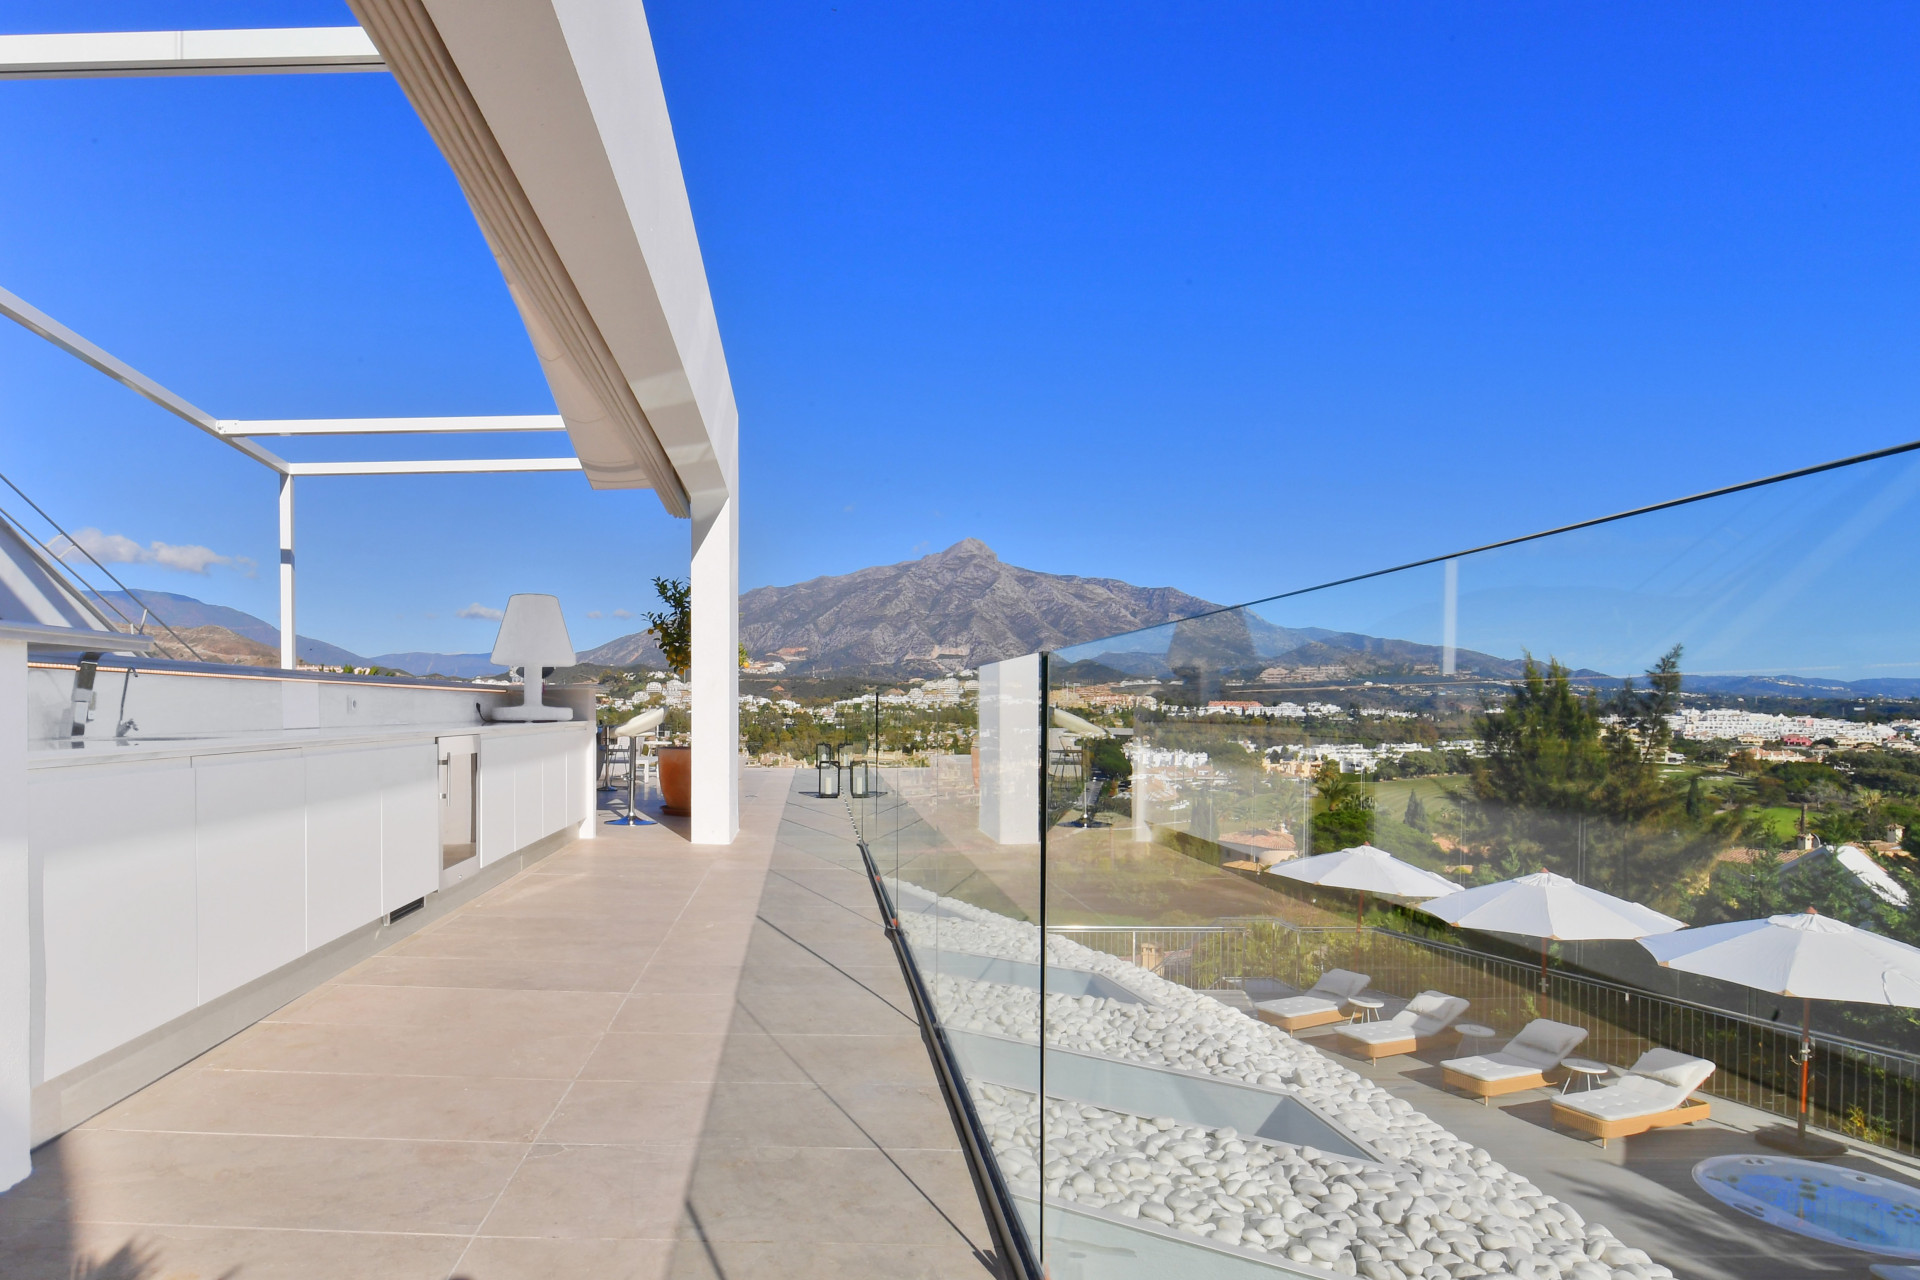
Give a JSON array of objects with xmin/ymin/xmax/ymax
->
[
  {"xmin": 1358, "ymin": 891, "xmax": 1365, "ymax": 931},
  {"xmin": 1758, "ymin": 994, "xmax": 1844, "ymax": 1158},
  {"xmin": 1798, "ymin": 996, "xmax": 1811, "ymax": 1144},
  {"xmin": 1539, "ymin": 939, "xmax": 1549, "ymax": 995}
]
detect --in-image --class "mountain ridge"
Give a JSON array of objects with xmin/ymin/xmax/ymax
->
[
  {"xmin": 730, "ymin": 537, "xmax": 1219, "ymax": 672},
  {"xmin": 86, "ymin": 553, "xmax": 1920, "ymax": 700},
  {"xmin": 96, "ymin": 590, "xmax": 502, "ymax": 676}
]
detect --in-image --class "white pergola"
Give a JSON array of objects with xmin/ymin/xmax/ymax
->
[{"xmin": 0, "ymin": 5, "xmax": 742, "ymax": 842}]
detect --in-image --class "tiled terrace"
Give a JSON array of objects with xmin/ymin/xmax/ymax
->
[{"xmin": 0, "ymin": 768, "xmax": 997, "ymax": 1280}]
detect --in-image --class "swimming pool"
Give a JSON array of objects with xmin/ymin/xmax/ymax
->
[{"xmin": 1694, "ymin": 1155, "xmax": 1920, "ymax": 1258}]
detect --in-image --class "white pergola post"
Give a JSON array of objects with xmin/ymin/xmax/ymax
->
[
  {"xmin": 690, "ymin": 490, "xmax": 738, "ymax": 844},
  {"xmin": 278, "ymin": 473, "xmax": 296, "ymax": 670},
  {"xmin": 0, "ymin": 634, "xmax": 28, "ymax": 1191}
]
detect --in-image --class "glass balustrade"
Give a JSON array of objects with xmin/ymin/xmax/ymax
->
[{"xmin": 853, "ymin": 442, "xmax": 1920, "ymax": 1278}]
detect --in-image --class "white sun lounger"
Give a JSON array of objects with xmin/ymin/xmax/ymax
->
[
  {"xmin": 1253, "ymin": 969, "xmax": 1373, "ymax": 1031},
  {"xmin": 1552, "ymin": 1048, "xmax": 1715, "ymax": 1146},
  {"xmin": 1441, "ymin": 1019, "xmax": 1589, "ymax": 1102},
  {"xmin": 1333, "ymin": 990, "xmax": 1470, "ymax": 1060}
]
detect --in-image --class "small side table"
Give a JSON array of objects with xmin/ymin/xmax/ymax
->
[
  {"xmin": 1561, "ymin": 1058, "xmax": 1609, "ymax": 1093},
  {"xmin": 1347, "ymin": 996, "xmax": 1385, "ymax": 1023},
  {"xmin": 1455, "ymin": 1023, "xmax": 1497, "ymax": 1056}
]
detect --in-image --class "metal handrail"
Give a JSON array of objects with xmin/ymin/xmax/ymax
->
[
  {"xmin": 0, "ymin": 470, "xmax": 206, "ymax": 660},
  {"xmin": 1056, "ymin": 916, "xmax": 1920, "ymax": 1153}
]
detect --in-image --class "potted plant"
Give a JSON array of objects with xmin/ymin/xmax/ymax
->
[{"xmin": 646, "ymin": 576, "xmax": 694, "ymax": 814}]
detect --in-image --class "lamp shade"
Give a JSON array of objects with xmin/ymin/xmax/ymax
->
[{"xmin": 489, "ymin": 593, "xmax": 576, "ymax": 668}]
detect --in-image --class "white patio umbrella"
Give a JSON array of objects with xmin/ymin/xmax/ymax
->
[
  {"xmin": 1270, "ymin": 843, "xmax": 1462, "ymax": 926},
  {"xmin": 1417, "ymin": 870, "xmax": 1683, "ymax": 989},
  {"xmin": 1642, "ymin": 908, "xmax": 1920, "ymax": 1153}
]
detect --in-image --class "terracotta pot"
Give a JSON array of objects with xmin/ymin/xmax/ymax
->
[{"xmin": 658, "ymin": 745, "xmax": 692, "ymax": 815}]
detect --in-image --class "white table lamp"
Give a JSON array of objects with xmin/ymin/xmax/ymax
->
[{"xmin": 487, "ymin": 594, "xmax": 576, "ymax": 722}]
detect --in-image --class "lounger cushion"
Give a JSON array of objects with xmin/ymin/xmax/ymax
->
[
  {"xmin": 1337, "ymin": 1020, "xmax": 1418, "ymax": 1046},
  {"xmin": 1306, "ymin": 969, "xmax": 1371, "ymax": 1001},
  {"xmin": 1629, "ymin": 1049, "xmax": 1716, "ymax": 1093},
  {"xmin": 1255, "ymin": 995, "xmax": 1342, "ymax": 1021},
  {"xmin": 1554, "ymin": 1076, "xmax": 1683, "ymax": 1121},
  {"xmin": 1556, "ymin": 1051, "xmax": 1716, "ymax": 1122},
  {"xmin": 1500, "ymin": 1019, "xmax": 1588, "ymax": 1070},
  {"xmin": 1400, "ymin": 991, "xmax": 1470, "ymax": 1037},
  {"xmin": 1440, "ymin": 1053, "xmax": 1544, "ymax": 1083}
]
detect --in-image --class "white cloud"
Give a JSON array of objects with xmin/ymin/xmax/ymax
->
[
  {"xmin": 56, "ymin": 527, "xmax": 251, "ymax": 576},
  {"xmin": 612, "ymin": 608, "xmax": 634, "ymax": 619},
  {"xmin": 457, "ymin": 603, "xmax": 504, "ymax": 621},
  {"xmin": 586, "ymin": 610, "xmax": 604, "ymax": 619}
]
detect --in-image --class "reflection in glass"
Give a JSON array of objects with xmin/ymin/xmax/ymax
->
[{"xmin": 867, "ymin": 448, "xmax": 1920, "ymax": 1278}]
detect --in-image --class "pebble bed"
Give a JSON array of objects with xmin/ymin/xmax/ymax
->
[{"xmin": 900, "ymin": 891, "xmax": 1675, "ymax": 1280}]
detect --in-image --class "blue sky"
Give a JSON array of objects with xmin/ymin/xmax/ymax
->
[
  {"xmin": 5, "ymin": 3, "xmax": 1920, "ymax": 659},
  {"xmin": 1062, "ymin": 447, "xmax": 1920, "ymax": 681}
]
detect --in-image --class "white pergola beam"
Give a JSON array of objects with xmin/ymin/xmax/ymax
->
[
  {"xmin": 220, "ymin": 415, "xmax": 566, "ymax": 436},
  {"xmin": 0, "ymin": 28, "xmax": 383, "ymax": 79},
  {"xmin": 0, "ymin": 286, "xmax": 289, "ymax": 474},
  {"xmin": 282, "ymin": 458, "xmax": 583, "ymax": 477}
]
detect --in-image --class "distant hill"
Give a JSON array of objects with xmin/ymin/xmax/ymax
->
[
  {"xmin": 146, "ymin": 624, "xmax": 279, "ymax": 666},
  {"xmin": 87, "ymin": 568, "xmax": 1920, "ymax": 702},
  {"xmin": 365, "ymin": 652, "xmax": 504, "ymax": 678},
  {"xmin": 578, "ymin": 631, "xmax": 669, "ymax": 669},
  {"xmin": 738, "ymin": 538, "xmax": 1217, "ymax": 671},
  {"xmin": 1685, "ymin": 673, "xmax": 1920, "ymax": 700},
  {"xmin": 98, "ymin": 590, "xmax": 363, "ymax": 667},
  {"xmin": 580, "ymin": 539, "xmax": 1216, "ymax": 674},
  {"xmin": 98, "ymin": 589, "xmax": 502, "ymax": 676}
]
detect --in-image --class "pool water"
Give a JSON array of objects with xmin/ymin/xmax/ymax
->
[{"xmin": 1694, "ymin": 1155, "xmax": 1920, "ymax": 1257}]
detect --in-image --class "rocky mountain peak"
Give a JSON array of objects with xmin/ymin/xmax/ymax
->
[{"xmin": 929, "ymin": 537, "xmax": 996, "ymax": 562}]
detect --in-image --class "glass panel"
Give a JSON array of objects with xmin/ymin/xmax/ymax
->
[
  {"xmin": 843, "ymin": 656, "xmax": 1044, "ymax": 1265},
  {"xmin": 1023, "ymin": 447, "xmax": 1920, "ymax": 1277}
]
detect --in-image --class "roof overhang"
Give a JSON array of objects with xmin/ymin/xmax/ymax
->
[{"xmin": 348, "ymin": 0, "xmax": 738, "ymax": 518}]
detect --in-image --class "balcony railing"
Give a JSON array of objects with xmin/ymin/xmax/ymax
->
[{"xmin": 1054, "ymin": 918, "xmax": 1920, "ymax": 1156}]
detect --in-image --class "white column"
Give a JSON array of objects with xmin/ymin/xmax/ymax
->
[
  {"xmin": 0, "ymin": 636, "xmax": 30, "ymax": 1190},
  {"xmin": 278, "ymin": 473, "xmax": 296, "ymax": 671},
  {"xmin": 977, "ymin": 654, "xmax": 1040, "ymax": 845},
  {"xmin": 1132, "ymin": 754, "xmax": 1153, "ymax": 843},
  {"xmin": 689, "ymin": 489, "xmax": 738, "ymax": 844}
]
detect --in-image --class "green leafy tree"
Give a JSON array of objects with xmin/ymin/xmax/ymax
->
[
  {"xmin": 1813, "ymin": 808, "xmax": 1865, "ymax": 846},
  {"xmin": 1311, "ymin": 760, "xmax": 1375, "ymax": 853},
  {"xmin": 1453, "ymin": 645, "xmax": 1739, "ymax": 909},
  {"xmin": 645, "ymin": 577, "xmax": 691, "ymax": 679}
]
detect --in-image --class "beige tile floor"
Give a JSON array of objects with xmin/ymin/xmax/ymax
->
[
  {"xmin": 0, "ymin": 768, "xmax": 997, "ymax": 1280},
  {"xmin": 666, "ymin": 781, "xmax": 999, "ymax": 1280}
]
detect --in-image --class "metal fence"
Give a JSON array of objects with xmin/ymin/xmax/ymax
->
[
  {"xmin": 1045, "ymin": 925, "xmax": 1249, "ymax": 989},
  {"xmin": 1054, "ymin": 919, "xmax": 1920, "ymax": 1156}
]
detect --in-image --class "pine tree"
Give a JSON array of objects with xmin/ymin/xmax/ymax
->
[
  {"xmin": 1403, "ymin": 790, "xmax": 1429, "ymax": 830},
  {"xmin": 1453, "ymin": 644, "xmax": 1737, "ymax": 910}
]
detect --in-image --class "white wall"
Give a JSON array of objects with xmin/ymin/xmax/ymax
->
[
  {"xmin": 977, "ymin": 654, "xmax": 1041, "ymax": 845},
  {"xmin": 193, "ymin": 751, "xmax": 308, "ymax": 1004},
  {"xmin": 478, "ymin": 723, "xmax": 591, "ymax": 865},
  {"xmin": 28, "ymin": 721, "xmax": 588, "ymax": 1091},
  {"xmin": 23, "ymin": 662, "xmax": 521, "ymax": 744}
]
